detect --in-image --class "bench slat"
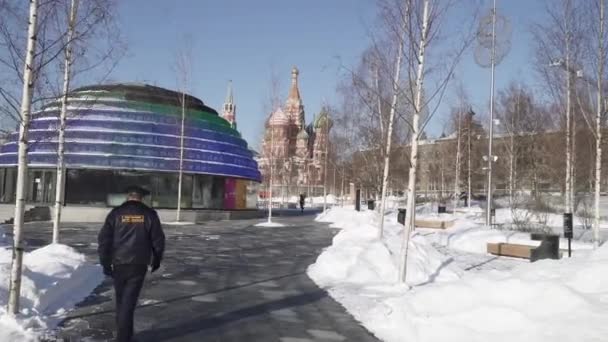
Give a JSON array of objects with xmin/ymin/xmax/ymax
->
[{"xmin": 487, "ymin": 242, "xmax": 534, "ymax": 259}]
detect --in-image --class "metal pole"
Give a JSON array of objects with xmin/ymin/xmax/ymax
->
[{"xmin": 485, "ymin": 0, "xmax": 497, "ymax": 226}]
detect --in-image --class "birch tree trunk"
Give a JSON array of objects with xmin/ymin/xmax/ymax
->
[
  {"xmin": 508, "ymin": 111, "xmax": 515, "ymax": 203},
  {"xmin": 176, "ymin": 91, "xmax": 186, "ymax": 221},
  {"xmin": 267, "ymin": 127, "xmax": 274, "ymax": 222},
  {"xmin": 378, "ymin": 24, "xmax": 406, "ymax": 238},
  {"xmin": 594, "ymin": 0, "xmax": 604, "ymax": 249},
  {"xmin": 52, "ymin": 0, "xmax": 79, "ymax": 244},
  {"xmin": 468, "ymin": 116, "xmax": 472, "ymax": 209},
  {"xmin": 453, "ymin": 110, "xmax": 462, "ymax": 210},
  {"xmin": 565, "ymin": 7, "xmax": 573, "ymax": 214},
  {"xmin": 400, "ymin": 0, "xmax": 430, "ymax": 283},
  {"xmin": 8, "ymin": 0, "xmax": 39, "ymax": 316}
]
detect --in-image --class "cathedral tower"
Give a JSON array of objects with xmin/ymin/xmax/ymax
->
[{"xmin": 222, "ymin": 80, "xmax": 237, "ymax": 129}]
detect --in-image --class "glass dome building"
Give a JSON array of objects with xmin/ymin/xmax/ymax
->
[{"xmin": 0, "ymin": 84, "xmax": 261, "ymax": 209}]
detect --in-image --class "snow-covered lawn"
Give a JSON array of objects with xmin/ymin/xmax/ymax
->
[
  {"xmin": 0, "ymin": 226, "xmax": 103, "ymax": 341},
  {"xmin": 309, "ymin": 206, "xmax": 608, "ymax": 342}
]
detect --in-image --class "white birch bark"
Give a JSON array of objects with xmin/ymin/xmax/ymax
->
[
  {"xmin": 400, "ymin": 0, "xmax": 430, "ymax": 283},
  {"xmin": 453, "ymin": 110, "xmax": 462, "ymax": 210},
  {"xmin": 594, "ymin": 0, "xmax": 604, "ymax": 249},
  {"xmin": 565, "ymin": 4, "xmax": 573, "ymax": 214},
  {"xmin": 176, "ymin": 91, "xmax": 186, "ymax": 221},
  {"xmin": 468, "ymin": 114, "xmax": 472, "ymax": 209},
  {"xmin": 378, "ymin": 21, "xmax": 406, "ymax": 238},
  {"xmin": 267, "ymin": 126, "xmax": 274, "ymax": 222},
  {"xmin": 52, "ymin": 0, "xmax": 79, "ymax": 244},
  {"xmin": 8, "ymin": 0, "xmax": 39, "ymax": 315}
]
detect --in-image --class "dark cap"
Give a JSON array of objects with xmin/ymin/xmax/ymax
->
[{"xmin": 125, "ymin": 185, "xmax": 150, "ymax": 196}]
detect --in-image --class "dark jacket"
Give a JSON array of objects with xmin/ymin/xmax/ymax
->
[{"xmin": 98, "ymin": 200, "xmax": 165, "ymax": 267}]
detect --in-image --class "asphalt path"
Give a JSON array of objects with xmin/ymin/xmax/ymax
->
[{"xmin": 23, "ymin": 211, "xmax": 380, "ymax": 342}]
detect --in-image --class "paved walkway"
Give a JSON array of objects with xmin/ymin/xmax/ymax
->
[{"xmin": 27, "ymin": 214, "xmax": 379, "ymax": 341}]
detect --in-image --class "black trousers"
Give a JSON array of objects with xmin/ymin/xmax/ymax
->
[{"xmin": 113, "ymin": 264, "xmax": 148, "ymax": 342}]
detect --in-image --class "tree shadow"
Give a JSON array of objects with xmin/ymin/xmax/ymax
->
[
  {"xmin": 134, "ymin": 289, "xmax": 328, "ymax": 341},
  {"xmin": 61, "ymin": 271, "xmax": 306, "ymax": 322},
  {"xmin": 463, "ymin": 256, "xmax": 499, "ymax": 271},
  {"xmin": 415, "ymin": 258, "xmax": 455, "ymax": 287}
]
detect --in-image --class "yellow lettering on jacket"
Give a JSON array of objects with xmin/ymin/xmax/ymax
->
[{"xmin": 121, "ymin": 215, "xmax": 145, "ymax": 223}]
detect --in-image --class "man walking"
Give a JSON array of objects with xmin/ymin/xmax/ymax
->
[
  {"xmin": 299, "ymin": 194, "xmax": 305, "ymax": 213},
  {"xmin": 98, "ymin": 186, "xmax": 165, "ymax": 342}
]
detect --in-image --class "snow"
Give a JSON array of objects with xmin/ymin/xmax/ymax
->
[
  {"xmin": 254, "ymin": 221, "xmax": 286, "ymax": 227},
  {"xmin": 0, "ymin": 243, "xmax": 103, "ymax": 341},
  {"xmin": 308, "ymin": 205, "xmax": 608, "ymax": 342},
  {"xmin": 163, "ymin": 221, "xmax": 195, "ymax": 225},
  {"xmin": 311, "ymin": 206, "xmax": 462, "ymax": 286}
]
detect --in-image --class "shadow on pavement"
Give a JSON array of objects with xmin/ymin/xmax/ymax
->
[
  {"xmin": 62, "ymin": 271, "xmax": 306, "ymax": 322},
  {"xmin": 135, "ymin": 290, "xmax": 328, "ymax": 341}
]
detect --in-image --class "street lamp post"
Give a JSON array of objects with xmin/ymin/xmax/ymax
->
[{"xmin": 485, "ymin": 0, "xmax": 497, "ymax": 227}]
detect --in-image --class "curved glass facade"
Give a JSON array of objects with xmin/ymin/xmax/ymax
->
[{"xmin": 0, "ymin": 84, "xmax": 261, "ymax": 208}]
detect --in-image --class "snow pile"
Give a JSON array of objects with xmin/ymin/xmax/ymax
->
[
  {"xmin": 426, "ymin": 217, "xmax": 593, "ymax": 254},
  {"xmin": 0, "ymin": 244, "xmax": 104, "ymax": 341},
  {"xmin": 308, "ymin": 206, "xmax": 608, "ymax": 342},
  {"xmin": 315, "ymin": 206, "xmax": 375, "ymax": 229},
  {"xmin": 0, "ymin": 225, "xmax": 8, "ymax": 245},
  {"xmin": 254, "ymin": 221, "xmax": 286, "ymax": 228},
  {"xmin": 310, "ymin": 207, "xmax": 461, "ymax": 287},
  {"xmin": 388, "ymin": 245, "xmax": 608, "ymax": 342}
]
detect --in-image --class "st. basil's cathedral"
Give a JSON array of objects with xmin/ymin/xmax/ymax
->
[{"xmin": 257, "ymin": 67, "xmax": 332, "ymax": 197}]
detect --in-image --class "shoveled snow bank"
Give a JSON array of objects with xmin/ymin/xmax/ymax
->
[
  {"xmin": 0, "ymin": 244, "xmax": 103, "ymax": 341},
  {"xmin": 310, "ymin": 207, "xmax": 461, "ymax": 287},
  {"xmin": 424, "ymin": 215, "xmax": 593, "ymax": 254},
  {"xmin": 387, "ymin": 245, "xmax": 608, "ymax": 342},
  {"xmin": 254, "ymin": 221, "xmax": 286, "ymax": 227},
  {"xmin": 309, "ymin": 206, "xmax": 608, "ymax": 342}
]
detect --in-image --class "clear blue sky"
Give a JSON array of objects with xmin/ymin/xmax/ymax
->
[{"xmin": 107, "ymin": 0, "xmax": 548, "ymax": 148}]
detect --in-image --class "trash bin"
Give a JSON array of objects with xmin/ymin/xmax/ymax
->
[
  {"xmin": 438, "ymin": 205, "xmax": 446, "ymax": 214},
  {"xmin": 530, "ymin": 233, "xmax": 560, "ymax": 261},
  {"xmin": 368, "ymin": 200, "xmax": 375, "ymax": 210},
  {"xmin": 397, "ymin": 208, "xmax": 406, "ymax": 225}
]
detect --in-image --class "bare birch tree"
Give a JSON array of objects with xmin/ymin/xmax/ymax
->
[
  {"xmin": 52, "ymin": 0, "xmax": 79, "ymax": 244},
  {"xmin": 51, "ymin": 0, "xmax": 124, "ymax": 240},
  {"xmin": 533, "ymin": 0, "xmax": 585, "ymax": 215},
  {"xmin": 174, "ymin": 37, "xmax": 194, "ymax": 222},
  {"xmin": 578, "ymin": 0, "xmax": 607, "ymax": 248},
  {"xmin": 7, "ymin": 0, "xmax": 39, "ymax": 316}
]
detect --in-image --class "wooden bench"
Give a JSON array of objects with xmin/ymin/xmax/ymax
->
[
  {"xmin": 415, "ymin": 219, "xmax": 455, "ymax": 229},
  {"xmin": 487, "ymin": 242, "xmax": 536, "ymax": 259},
  {"xmin": 487, "ymin": 235, "xmax": 561, "ymax": 261}
]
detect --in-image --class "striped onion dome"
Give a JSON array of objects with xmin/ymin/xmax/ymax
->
[
  {"xmin": 0, "ymin": 83, "xmax": 261, "ymax": 182},
  {"xmin": 268, "ymin": 108, "xmax": 289, "ymax": 126}
]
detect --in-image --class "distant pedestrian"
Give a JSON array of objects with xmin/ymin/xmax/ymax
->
[
  {"xmin": 299, "ymin": 194, "xmax": 305, "ymax": 213},
  {"xmin": 459, "ymin": 191, "xmax": 468, "ymax": 207},
  {"xmin": 98, "ymin": 186, "xmax": 165, "ymax": 342}
]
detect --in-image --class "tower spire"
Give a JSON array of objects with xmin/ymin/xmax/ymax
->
[
  {"xmin": 225, "ymin": 80, "xmax": 234, "ymax": 104},
  {"xmin": 222, "ymin": 80, "xmax": 236, "ymax": 129},
  {"xmin": 287, "ymin": 66, "xmax": 301, "ymax": 102}
]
